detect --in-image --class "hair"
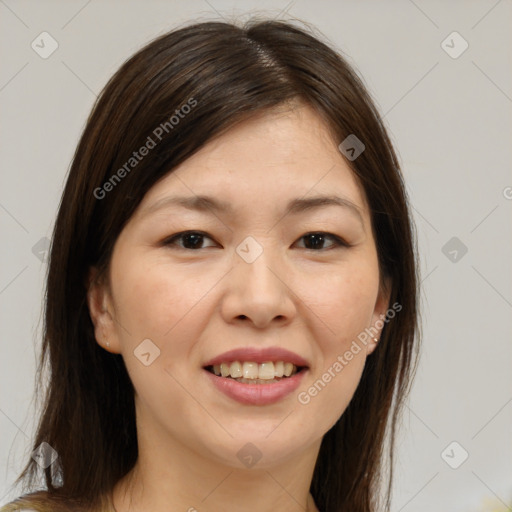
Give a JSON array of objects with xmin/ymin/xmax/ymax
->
[{"xmin": 2, "ymin": 17, "xmax": 420, "ymax": 512}]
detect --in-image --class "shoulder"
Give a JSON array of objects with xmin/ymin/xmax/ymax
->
[
  {"xmin": 0, "ymin": 491, "xmax": 41, "ymax": 511},
  {"xmin": 0, "ymin": 491, "xmax": 95, "ymax": 512},
  {"xmin": 1, "ymin": 491, "xmax": 59, "ymax": 511}
]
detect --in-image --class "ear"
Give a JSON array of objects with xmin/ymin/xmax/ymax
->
[
  {"xmin": 86, "ymin": 266, "xmax": 121, "ymax": 353},
  {"xmin": 366, "ymin": 276, "xmax": 392, "ymax": 356}
]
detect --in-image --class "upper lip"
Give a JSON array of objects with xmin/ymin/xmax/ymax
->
[{"xmin": 203, "ymin": 347, "xmax": 310, "ymax": 368}]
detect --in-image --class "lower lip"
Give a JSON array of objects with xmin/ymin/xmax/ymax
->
[{"xmin": 204, "ymin": 368, "xmax": 307, "ymax": 405}]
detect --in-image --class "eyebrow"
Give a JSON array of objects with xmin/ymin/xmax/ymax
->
[{"xmin": 141, "ymin": 194, "xmax": 365, "ymax": 226}]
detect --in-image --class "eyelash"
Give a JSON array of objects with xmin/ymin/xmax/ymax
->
[{"xmin": 162, "ymin": 230, "xmax": 351, "ymax": 251}]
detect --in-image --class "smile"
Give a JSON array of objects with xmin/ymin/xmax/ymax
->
[
  {"xmin": 202, "ymin": 347, "xmax": 310, "ymax": 404},
  {"xmin": 205, "ymin": 361, "xmax": 302, "ymax": 382}
]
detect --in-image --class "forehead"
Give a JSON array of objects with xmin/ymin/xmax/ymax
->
[{"xmin": 136, "ymin": 103, "xmax": 369, "ymax": 222}]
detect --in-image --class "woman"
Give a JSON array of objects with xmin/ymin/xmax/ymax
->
[{"xmin": 1, "ymin": 17, "xmax": 419, "ymax": 512}]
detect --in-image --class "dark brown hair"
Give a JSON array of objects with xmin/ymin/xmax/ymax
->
[{"xmin": 5, "ymin": 17, "xmax": 419, "ymax": 512}]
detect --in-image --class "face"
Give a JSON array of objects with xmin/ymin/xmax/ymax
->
[{"xmin": 88, "ymin": 102, "xmax": 389, "ymax": 470}]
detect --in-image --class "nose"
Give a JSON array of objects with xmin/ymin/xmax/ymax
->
[{"xmin": 220, "ymin": 246, "xmax": 297, "ymax": 329}]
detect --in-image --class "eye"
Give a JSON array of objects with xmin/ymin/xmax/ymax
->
[
  {"xmin": 295, "ymin": 232, "xmax": 350, "ymax": 251},
  {"xmin": 162, "ymin": 231, "xmax": 350, "ymax": 251},
  {"xmin": 163, "ymin": 231, "xmax": 217, "ymax": 250}
]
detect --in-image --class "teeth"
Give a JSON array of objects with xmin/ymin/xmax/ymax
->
[
  {"xmin": 243, "ymin": 362, "xmax": 259, "ymax": 379},
  {"xmin": 220, "ymin": 363, "xmax": 230, "ymax": 377},
  {"xmin": 235, "ymin": 377, "xmax": 282, "ymax": 384},
  {"xmin": 283, "ymin": 362, "xmax": 294, "ymax": 377},
  {"xmin": 230, "ymin": 361, "xmax": 242, "ymax": 378},
  {"xmin": 258, "ymin": 362, "xmax": 275, "ymax": 380},
  {"xmin": 209, "ymin": 361, "xmax": 300, "ymax": 379}
]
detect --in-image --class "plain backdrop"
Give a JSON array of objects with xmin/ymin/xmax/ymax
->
[{"xmin": 1, "ymin": 1, "xmax": 511, "ymax": 510}]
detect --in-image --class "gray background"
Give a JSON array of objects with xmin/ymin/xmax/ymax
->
[{"xmin": 1, "ymin": 0, "xmax": 511, "ymax": 510}]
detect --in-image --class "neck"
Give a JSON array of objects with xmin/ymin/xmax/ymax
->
[{"xmin": 112, "ymin": 410, "xmax": 322, "ymax": 512}]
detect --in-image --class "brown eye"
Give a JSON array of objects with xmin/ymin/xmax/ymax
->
[
  {"xmin": 164, "ymin": 231, "xmax": 217, "ymax": 250},
  {"xmin": 296, "ymin": 232, "xmax": 349, "ymax": 250}
]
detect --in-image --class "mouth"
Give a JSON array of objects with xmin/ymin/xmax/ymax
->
[
  {"xmin": 204, "ymin": 361, "xmax": 308, "ymax": 384},
  {"xmin": 202, "ymin": 347, "xmax": 310, "ymax": 404}
]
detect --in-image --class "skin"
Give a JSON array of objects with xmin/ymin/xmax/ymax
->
[{"xmin": 87, "ymin": 101, "xmax": 390, "ymax": 512}]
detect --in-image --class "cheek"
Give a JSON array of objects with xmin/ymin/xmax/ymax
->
[
  {"xmin": 298, "ymin": 261, "xmax": 379, "ymax": 346},
  {"xmin": 292, "ymin": 260, "xmax": 378, "ymax": 428},
  {"xmin": 111, "ymin": 256, "xmax": 212, "ymax": 342},
  {"xmin": 297, "ymin": 349, "xmax": 366, "ymax": 436},
  {"xmin": 110, "ymin": 258, "xmax": 210, "ymax": 403}
]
